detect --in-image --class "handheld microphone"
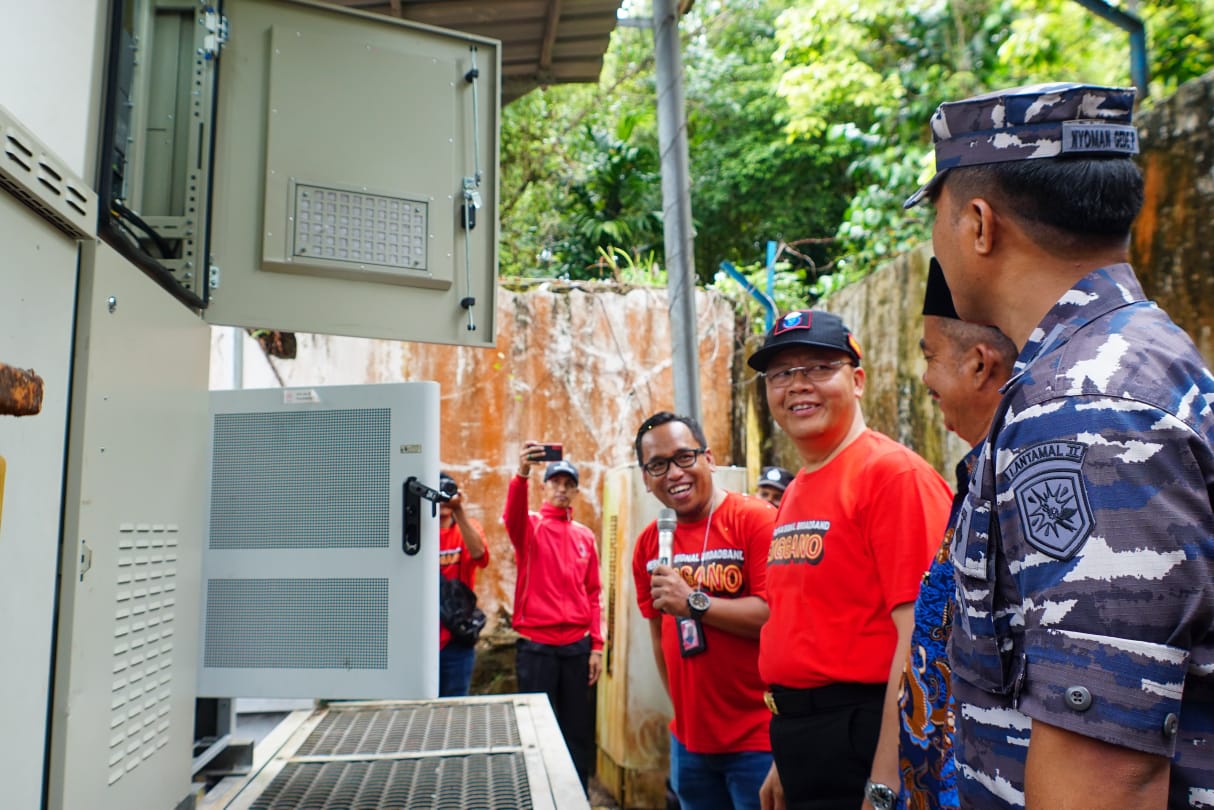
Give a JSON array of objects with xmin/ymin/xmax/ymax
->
[{"xmin": 657, "ymin": 508, "xmax": 676, "ymax": 567}]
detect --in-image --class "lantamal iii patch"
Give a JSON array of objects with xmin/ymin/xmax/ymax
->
[{"xmin": 1009, "ymin": 440, "xmax": 1094, "ymax": 559}]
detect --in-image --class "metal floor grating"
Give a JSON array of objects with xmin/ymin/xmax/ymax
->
[
  {"xmin": 297, "ymin": 703, "xmax": 522, "ymax": 756},
  {"xmin": 247, "ymin": 753, "xmax": 534, "ymax": 810},
  {"xmin": 235, "ymin": 702, "xmax": 553, "ymax": 810}
]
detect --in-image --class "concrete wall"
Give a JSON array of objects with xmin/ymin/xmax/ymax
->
[
  {"xmin": 1132, "ymin": 69, "xmax": 1214, "ymax": 361},
  {"xmin": 211, "ymin": 282, "xmax": 738, "ymax": 636}
]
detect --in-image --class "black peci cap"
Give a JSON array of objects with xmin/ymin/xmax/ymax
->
[{"xmin": 922, "ymin": 258, "xmax": 960, "ymax": 320}]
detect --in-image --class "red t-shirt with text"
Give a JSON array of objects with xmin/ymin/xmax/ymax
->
[
  {"xmin": 632, "ymin": 491, "xmax": 774, "ymax": 753},
  {"xmin": 759, "ymin": 430, "xmax": 951, "ymax": 688}
]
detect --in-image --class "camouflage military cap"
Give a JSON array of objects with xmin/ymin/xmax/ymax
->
[{"xmin": 904, "ymin": 82, "xmax": 1139, "ymax": 208}]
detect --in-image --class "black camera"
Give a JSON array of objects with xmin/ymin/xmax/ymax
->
[{"xmin": 439, "ymin": 479, "xmax": 459, "ymax": 499}]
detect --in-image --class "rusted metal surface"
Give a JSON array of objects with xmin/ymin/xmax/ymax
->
[{"xmin": 0, "ymin": 362, "xmax": 44, "ymax": 416}]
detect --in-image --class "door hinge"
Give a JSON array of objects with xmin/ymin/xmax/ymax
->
[{"xmin": 200, "ymin": 8, "xmax": 230, "ymax": 60}]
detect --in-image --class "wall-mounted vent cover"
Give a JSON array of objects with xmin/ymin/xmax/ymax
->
[
  {"xmin": 289, "ymin": 181, "xmax": 430, "ymax": 277},
  {"xmin": 0, "ymin": 103, "xmax": 96, "ymax": 239},
  {"xmin": 210, "ymin": 408, "xmax": 391, "ymax": 550},
  {"xmin": 203, "ymin": 578, "xmax": 388, "ymax": 669}
]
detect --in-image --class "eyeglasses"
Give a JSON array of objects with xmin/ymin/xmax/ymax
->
[
  {"xmin": 761, "ymin": 360, "xmax": 852, "ymax": 389},
  {"xmin": 641, "ymin": 448, "xmax": 707, "ymax": 477}
]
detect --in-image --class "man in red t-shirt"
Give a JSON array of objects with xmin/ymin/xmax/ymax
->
[
  {"xmin": 749, "ymin": 311, "xmax": 952, "ymax": 810},
  {"xmin": 632, "ymin": 412, "xmax": 774, "ymax": 810},
  {"xmin": 437, "ymin": 472, "xmax": 489, "ymax": 697},
  {"xmin": 503, "ymin": 443, "xmax": 603, "ymax": 791}
]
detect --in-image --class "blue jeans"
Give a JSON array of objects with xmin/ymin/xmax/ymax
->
[
  {"xmin": 670, "ymin": 734, "xmax": 772, "ymax": 810},
  {"xmin": 438, "ymin": 642, "xmax": 476, "ymax": 697}
]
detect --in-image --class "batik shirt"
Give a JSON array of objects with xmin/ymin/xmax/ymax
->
[
  {"xmin": 898, "ymin": 449, "xmax": 976, "ymax": 810},
  {"xmin": 950, "ymin": 263, "xmax": 1214, "ymax": 808}
]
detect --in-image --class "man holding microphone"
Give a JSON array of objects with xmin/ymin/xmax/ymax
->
[{"xmin": 631, "ymin": 412, "xmax": 776, "ymax": 810}]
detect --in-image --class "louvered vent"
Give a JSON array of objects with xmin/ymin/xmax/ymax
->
[{"xmin": 0, "ymin": 104, "xmax": 96, "ymax": 238}]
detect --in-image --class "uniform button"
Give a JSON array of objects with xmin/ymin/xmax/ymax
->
[
  {"xmin": 1162, "ymin": 713, "xmax": 1180, "ymax": 737},
  {"xmin": 1065, "ymin": 685, "xmax": 1093, "ymax": 711}
]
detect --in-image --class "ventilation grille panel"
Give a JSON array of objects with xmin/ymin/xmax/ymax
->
[
  {"xmin": 248, "ymin": 755, "xmax": 534, "ymax": 810},
  {"xmin": 249, "ymin": 703, "xmax": 534, "ymax": 809},
  {"xmin": 210, "ymin": 408, "xmax": 391, "ymax": 549},
  {"xmin": 291, "ymin": 182, "xmax": 429, "ymax": 273},
  {"xmin": 204, "ymin": 578, "xmax": 388, "ymax": 669},
  {"xmin": 297, "ymin": 703, "xmax": 521, "ymax": 756},
  {"xmin": 108, "ymin": 522, "xmax": 181, "ymax": 786}
]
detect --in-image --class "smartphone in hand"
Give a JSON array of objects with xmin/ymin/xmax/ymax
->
[{"xmin": 535, "ymin": 443, "xmax": 563, "ymax": 461}]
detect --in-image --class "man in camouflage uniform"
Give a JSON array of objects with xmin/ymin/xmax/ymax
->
[{"xmin": 906, "ymin": 82, "xmax": 1214, "ymax": 807}]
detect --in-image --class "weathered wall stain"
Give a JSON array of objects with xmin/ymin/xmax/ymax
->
[{"xmin": 1132, "ymin": 71, "xmax": 1214, "ymax": 361}]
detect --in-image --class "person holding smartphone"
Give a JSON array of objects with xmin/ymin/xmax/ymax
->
[
  {"xmin": 503, "ymin": 441, "xmax": 603, "ymax": 792},
  {"xmin": 437, "ymin": 472, "xmax": 490, "ymax": 697}
]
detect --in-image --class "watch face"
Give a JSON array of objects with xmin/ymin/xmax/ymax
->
[
  {"xmin": 688, "ymin": 591, "xmax": 710, "ymax": 613},
  {"xmin": 865, "ymin": 782, "xmax": 896, "ymax": 810}
]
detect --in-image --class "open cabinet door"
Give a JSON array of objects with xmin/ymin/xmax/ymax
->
[
  {"xmin": 202, "ymin": 0, "xmax": 500, "ymax": 345},
  {"xmin": 49, "ymin": 241, "xmax": 211, "ymax": 810}
]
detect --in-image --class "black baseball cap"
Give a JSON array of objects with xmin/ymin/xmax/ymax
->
[
  {"xmin": 747, "ymin": 310, "xmax": 863, "ymax": 372},
  {"xmin": 758, "ymin": 466, "xmax": 794, "ymax": 492},
  {"xmin": 543, "ymin": 459, "xmax": 579, "ymax": 484}
]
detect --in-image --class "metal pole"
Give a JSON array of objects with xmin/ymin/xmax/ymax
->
[
  {"xmin": 1070, "ymin": 0, "xmax": 1149, "ymax": 100},
  {"xmin": 652, "ymin": 0, "xmax": 702, "ymax": 423}
]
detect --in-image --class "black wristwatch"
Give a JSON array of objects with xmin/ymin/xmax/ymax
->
[
  {"xmin": 864, "ymin": 779, "xmax": 896, "ymax": 810},
  {"xmin": 686, "ymin": 590, "xmax": 711, "ymax": 618}
]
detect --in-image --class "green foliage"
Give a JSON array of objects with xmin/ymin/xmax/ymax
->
[
  {"xmin": 594, "ymin": 245, "xmax": 668, "ymax": 286},
  {"xmin": 684, "ymin": 0, "xmax": 855, "ymax": 287},
  {"xmin": 709, "ymin": 259, "xmax": 808, "ymax": 332},
  {"xmin": 500, "ymin": 0, "xmax": 1214, "ymax": 297},
  {"xmin": 774, "ymin": 0, "xmax": 1214, "ymax": 293},
  {"xmin": 543, "ymin": 116, "xmax": 665, "ymax": 280}
]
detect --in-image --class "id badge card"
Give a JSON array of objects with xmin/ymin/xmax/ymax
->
[{"xmin": 677, "ymin": 616, "xmax": 707, "ymax": 658}]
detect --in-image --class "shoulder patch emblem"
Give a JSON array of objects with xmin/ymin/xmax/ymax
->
[{"xmin": 1008, "ymin": 441, "xmax": 1093, "ymax": 560}]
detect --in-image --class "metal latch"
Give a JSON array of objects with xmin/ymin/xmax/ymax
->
[
  {"xmin": 402, "ymin": 477, "xmax": 452, "ymax": 556},
  {"xmin": 461, "ymin": 177, "xmax": 482, "ymax": 230}
]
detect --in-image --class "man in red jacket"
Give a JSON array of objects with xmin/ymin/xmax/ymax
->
[{"xmin": 503, "ymin": 442, "xmax": 603, "ymax": 790}]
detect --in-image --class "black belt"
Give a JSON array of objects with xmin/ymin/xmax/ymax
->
[{"xmin": 764, "ymin": 682, "xmax": 885, "ymax": 716}]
